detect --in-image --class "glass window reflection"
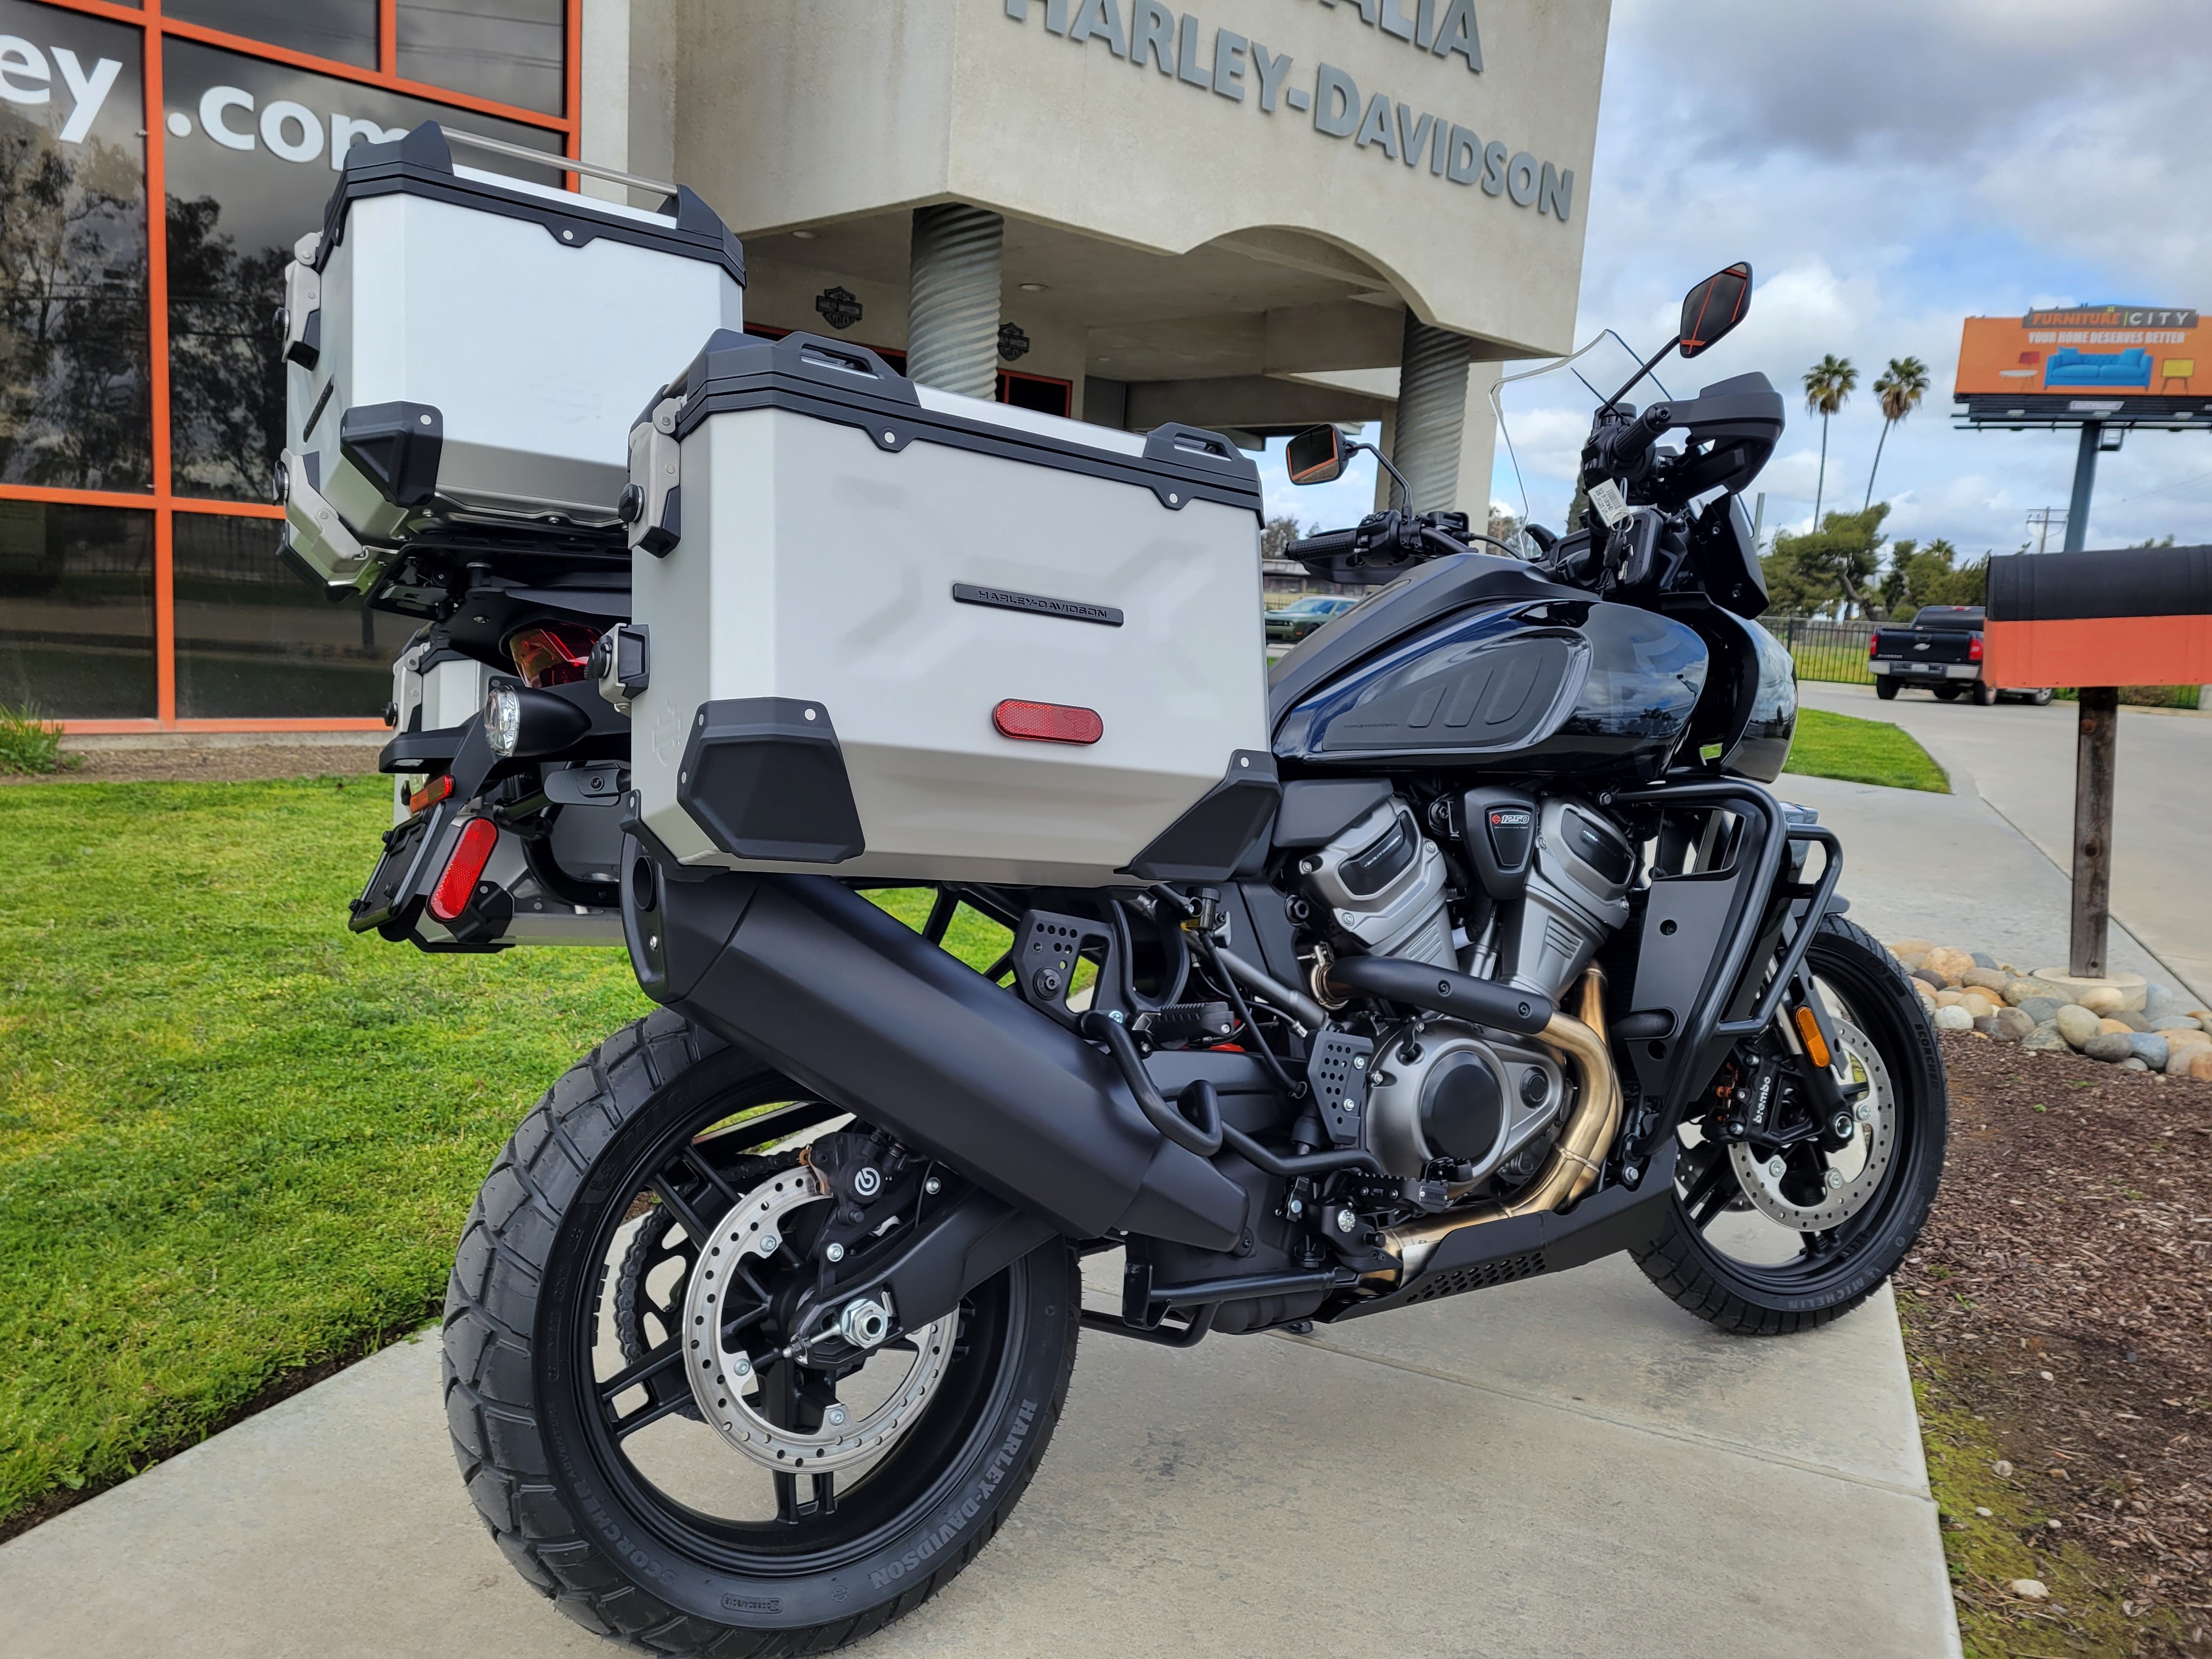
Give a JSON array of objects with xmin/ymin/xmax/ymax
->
[
  {"xmin": 162, "ymin": 38, "xmax": 558, "ymax": 502},
  {"xmin": 166, "ymin": 0, "xmax": 376, "ymax": 69},
  {"xmin": 398, "ymin": 0, "xmax": 565, "ymax": 116},
  {"xmin": 0, "ymin": 499, "xmax": 155, "ymax": 718},
  {"xmin": 173, "ymin": 511, "xmax": 387, "ymax": 718},
  {"xmin": 0, "ymin": 0, "xmax": 149, "ymax": 491}
]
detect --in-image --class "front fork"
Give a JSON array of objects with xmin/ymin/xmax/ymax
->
[{"xmin": 1707, "ymin": 970, "xmax": 1867, "ymax": 1157}]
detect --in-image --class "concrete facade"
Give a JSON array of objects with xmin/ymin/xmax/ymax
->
[{"xmin": 575, "ymin": 0, "xmax": 1610, "ymax": 509}]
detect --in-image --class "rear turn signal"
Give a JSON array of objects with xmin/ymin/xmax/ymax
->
[
  {"xmin": 1866, "ymin": 635, "xmax": 1878, "ymax": 659},
  {"xmin": 404, "ymin": 774, "xmax": 453, "ymax": 815},
  {"xmin": 1968, "ymin": 634, "xmax": 1984, "ymax": 662},
  {"xmin": 430, "ymin": 817, "xmax": 499, "ymax": 922},
  {"xmin": 992, "ymin": 699, "xmax": 1103, "ymax": 745},
  {"xmin": 1792, "ymin": 1004, "xmax": 1832, "ymax": 1069}
]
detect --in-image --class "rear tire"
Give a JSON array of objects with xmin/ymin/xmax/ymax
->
[
  {"xmin": 1972, "ymin": 680, "xmax": 1997, "ymax": 706},
  {"xmin": 2031, "ymin": 687, "xmax": 2053, "ymax": 706},
  {"xmin": 1632, "ymin": 915, "xmax": 1947, "ymax": 1336},
  {"xmin": 1873, "ymin": 678, "xmax": 1899, "ymax": 701},
  {"xmin": 442, "ymin": 1009, "xmax": 1080, "ymax": 1656}
]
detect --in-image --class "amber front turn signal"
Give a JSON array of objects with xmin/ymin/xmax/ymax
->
[{"xmin": 1792, "ymin": 1004, "xmax": 1831, "ymax": 1069}]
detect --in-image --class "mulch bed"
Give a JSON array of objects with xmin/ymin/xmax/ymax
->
[
  {"xmin": 0, "ymin": 746, "xmax": 383, "ymax": 785},
  {"xmin": 1898, "ymin": 1031, "xmax": 2212, "ymax": 1654}
]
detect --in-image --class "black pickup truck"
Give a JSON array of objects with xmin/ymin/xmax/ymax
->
[{"xmin": 1867, "ymin": 605, "xmax": 2052, "ymax": 706}]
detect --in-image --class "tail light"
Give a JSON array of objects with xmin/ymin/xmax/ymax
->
[
  {"xmin": 507, "ymin": 621, "xmax": 599, "ymax": 687},
  {"xmin": 1866, "ymin": 635, "xmax": 1878, "ymax": 659},
  {"xmin": 429, "ymin": 817, "xmax": 500, "ymax": 922},
  {"xmin": 1969, "ymin": 635, "xmax": 1984, "ymax": 662},
  {"xmin": 992, "ymin": 699, "xmax": 1103, "ymax": 745}
]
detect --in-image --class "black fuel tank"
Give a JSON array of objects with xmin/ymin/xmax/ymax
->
[{"xmin": 1272, "ymin": 598, "xmax": 1709, "ymax": 781}]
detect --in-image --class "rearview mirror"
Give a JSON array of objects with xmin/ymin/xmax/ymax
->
[
  {"xmin": 1679, "ymin": 262, "xmax": 1752, "ymax": 358},
  {"xmin": 1285, "ymin": 424, "xmax": 1347, "ymax": 485}
]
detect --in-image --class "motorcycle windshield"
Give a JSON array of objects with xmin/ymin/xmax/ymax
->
[{"xmin": 1492, "ymin": 329, "xmax": 1675, "ymax": 549}]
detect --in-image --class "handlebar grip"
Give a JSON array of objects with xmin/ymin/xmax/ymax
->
[
  {"xmin": 1286, "ymin": 529, "xmax": 1358, "ymax": 560},
  {"xmin": 1602, "ymin": 402, "xmax": 1672, "ymax": 472}
]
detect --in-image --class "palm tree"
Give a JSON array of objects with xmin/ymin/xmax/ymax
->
[
  {"xmin": 1864, "ymin": 356, "xmax": 1929, "ymax": 510},
  {"xmin": 1802, "ymin": 354, "xmax": 1857, "ymax": 524}
]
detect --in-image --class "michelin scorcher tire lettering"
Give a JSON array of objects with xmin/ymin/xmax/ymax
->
[{"xmin": 441, "ymin": 1008, "xmax": 1080, "ymax": 1655}]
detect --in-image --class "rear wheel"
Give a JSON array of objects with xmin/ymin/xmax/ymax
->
[
  {"xmin": 2030, "ymin": 687, "xmax": 2053, "ymax": 706},
  {"xmin": 1873, "ymin": 678, "xmax": 1899, "ymax": 701},
  {"xmin": 442, "ymin": 1010, "xmax": 1080, "ymax": 1656},
  {"xmin": 1972, "ymin": 679, "xmax": 1997, "ymax": 706},
  {"xmin": 1633, "ymin": 915, "xmax": 1947, "ymax": 1335}
]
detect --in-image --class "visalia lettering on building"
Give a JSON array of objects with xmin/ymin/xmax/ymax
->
[{"xmin": 1003, "ymin": 0, "xmax": 1575, "ymax": 221}]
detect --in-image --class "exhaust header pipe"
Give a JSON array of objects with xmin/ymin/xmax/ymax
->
[
  {"xmin": 627, "ymin": 865, "xmax": 1248, "ymax": 1252},
  {"xmin": 1377, "ymin": 967, "xmax": 1622, "ymax": 1281}
]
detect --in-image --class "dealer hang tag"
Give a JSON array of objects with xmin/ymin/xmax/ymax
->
[{"xmin": 1588, "ymin": 478, "xmax": 1629, "ymax": 527}]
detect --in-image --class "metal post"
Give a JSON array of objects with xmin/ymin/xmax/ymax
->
[
  {"xmin": 906, "ymin": 204, "xmax": 1003, "ymax": 400},
  {"xmin": 2062, "ymin": 422, "xmax": 2099, "ymax": 553},
  {"xmin": 2070, "ymin": 687, "xmax": 2119, "ymax": 977},
  {"xmin": 1391, "ymin": 314, "xmax": 1472, "ymax": 513}
]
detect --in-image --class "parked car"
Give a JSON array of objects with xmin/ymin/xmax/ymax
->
[
  {"xmin": 1867, "ymin": 604, "xmax": 2052, "ymax": 705},
  {"xmin": 1265, "ymin": 594, "xmax": 1357, "ymax": 643}
]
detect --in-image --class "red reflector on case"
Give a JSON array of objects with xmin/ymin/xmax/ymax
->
[
  {"xmin": 992, "ymin": 699, "xmax": 1103, "ymax": 745},
  {"xmin": 430, "ymin": 817, "xmax": 500, "ymax": 922}
]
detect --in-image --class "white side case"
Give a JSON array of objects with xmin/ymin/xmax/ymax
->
[{"xmin": 627, "ymin": 333, "xmax": 1273, "ymax": 889}]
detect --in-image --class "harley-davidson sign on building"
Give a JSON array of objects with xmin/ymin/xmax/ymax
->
[
  {"xmin": 0, "ymin": 0, "xmax": 1608, "ymax": 731},
  {"xmin": 583, "ymin": 0, "xmax": 1609, "ymax": 514}
]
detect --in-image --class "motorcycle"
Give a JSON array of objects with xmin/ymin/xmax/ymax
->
[{"xmin": 357, "ymin": 260, "xmax": 1944, "ymax": 1652}]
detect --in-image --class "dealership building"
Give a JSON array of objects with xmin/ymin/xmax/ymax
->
[{"xmin": 0, "ymin": 0, "xmax": 1605, "ymax": 732}]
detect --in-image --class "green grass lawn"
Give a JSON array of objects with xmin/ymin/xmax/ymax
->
[
  {"xmin": 0, "ymin": 711, "xmax": 1933, "ymax": 1534},
  {"xmin": 1784, "ymin": 706, "xmax": 1949, "ymax": 793},
  {"xmin": 0, "ymin": 775, "xmax": 1007, "ymax": 1535}
]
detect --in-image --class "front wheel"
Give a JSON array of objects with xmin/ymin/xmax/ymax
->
[
  {"xmin": 442, "ymin": 1010, "xmax": 1080, "ymax": 1656},
  {"xmin": 1932, "ymin": 684, "xmax": 1962, "ymax": 701},
  {"xmin": 1633, "ymin": 914, "xmax": 1947, "ymax": 1335}
]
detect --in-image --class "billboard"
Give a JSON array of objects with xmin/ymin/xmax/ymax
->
[{"xmin": 1955, "ymin": 306, "xmax": 2210, "ymax": 428}]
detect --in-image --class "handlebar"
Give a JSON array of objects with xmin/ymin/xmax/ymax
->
[
  {"xmin": 1285, "ymin": 528, "xmax": 1358, "ymax": 561},
  {"xmin": 1594, "ymin": 400, "xmax": 1672, "ymax": 476}
]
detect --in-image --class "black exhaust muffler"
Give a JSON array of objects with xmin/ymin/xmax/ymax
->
[{"xmin": 624, "ymin": 858, "xmax": 1248, "ymax": 1251}]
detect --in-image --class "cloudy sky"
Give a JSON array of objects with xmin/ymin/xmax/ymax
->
[{"xmin": 1266, "ymin": 1, "xmax": 2212, "ymax": 557}]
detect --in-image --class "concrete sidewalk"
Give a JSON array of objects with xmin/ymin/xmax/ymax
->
[{"xmin": 0, "ymin": 1252, "xmax": 1960, "ymax": 1659}]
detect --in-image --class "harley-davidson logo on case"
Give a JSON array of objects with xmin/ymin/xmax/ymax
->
[{"xmin": 951, "ymin": 582, "xmax": 1123, "ymax": 627}]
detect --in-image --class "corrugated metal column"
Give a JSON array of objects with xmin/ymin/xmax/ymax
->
[
  {"xmin": 1392, "ymin": 313, "xmax": 1474, "ymax": 513},
  {"xmin": 907, "ymin": 204, "xmax": 1003, "ymax": 399}
]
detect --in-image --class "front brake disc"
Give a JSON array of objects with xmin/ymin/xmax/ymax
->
[{"xmin": 1728, "ymin": 1020, "xmax": 1895, "ymax": 1231}]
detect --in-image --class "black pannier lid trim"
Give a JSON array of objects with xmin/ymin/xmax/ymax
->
[
  {"xmin": 314, "ymin": 122, "xmax": 745, "ymax": 287},
  {"xmin": 662, "ymin": 330, "xmax": 1263, "ymax": 518}
]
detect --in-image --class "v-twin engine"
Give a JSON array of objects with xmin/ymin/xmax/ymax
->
[{"xmin": 1297, "ymin": 792, "xmax": 1635, "ymax": 1181}]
